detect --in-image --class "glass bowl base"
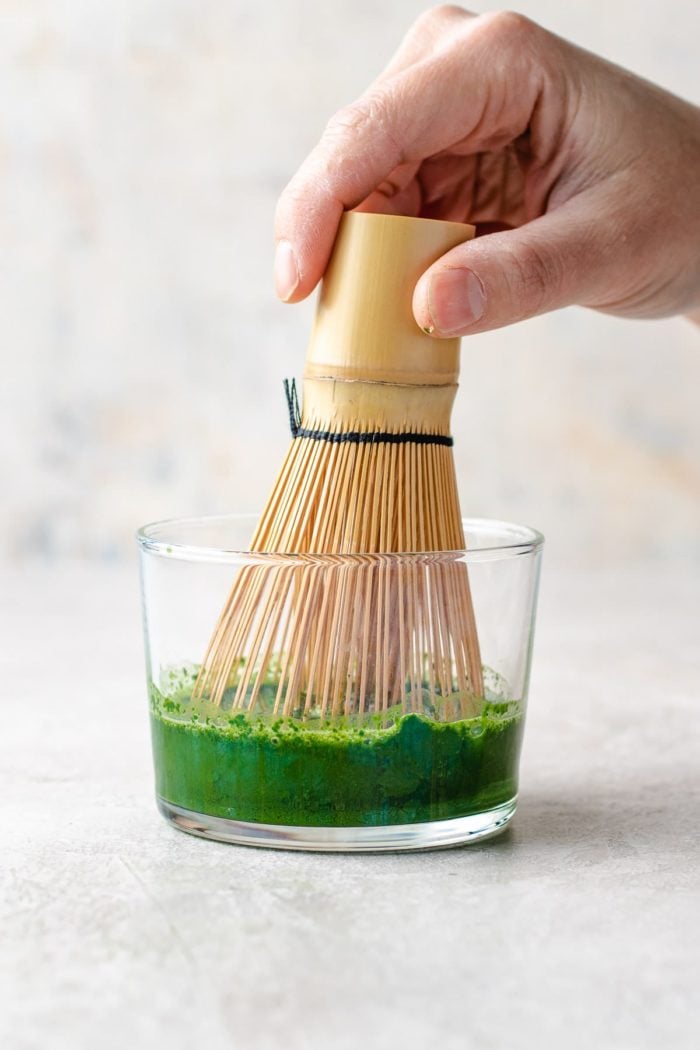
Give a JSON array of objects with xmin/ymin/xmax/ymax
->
[{"xmin": 156, "ymin": 796, "xmax": 517, "ymax": 852}]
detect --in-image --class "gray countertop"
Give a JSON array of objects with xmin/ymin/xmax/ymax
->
[{"xmin": 2, "ymin": 560, "xmax": 698, "ymax": 1050}]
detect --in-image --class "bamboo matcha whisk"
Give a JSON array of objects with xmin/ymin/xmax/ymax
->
[{"xmin": 194, "ymin": 212, "xmax": 483, "ymax": 717}]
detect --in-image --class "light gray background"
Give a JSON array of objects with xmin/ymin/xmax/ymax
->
[
  {"xmin": 1, "ymin": 0, "xmax": 698, "ymax": 567},
  {"xmin": 2, "ymin": 6, "xmax": 699, "ymax": 1049}
]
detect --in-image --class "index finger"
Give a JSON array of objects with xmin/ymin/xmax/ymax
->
[
  {"xmin": 273, "ymin": 96, "xmax": 406, "ymax": 302},
  {"xmin": 273, "ymin": 10, "xmax": 547, "ymax": 302}
]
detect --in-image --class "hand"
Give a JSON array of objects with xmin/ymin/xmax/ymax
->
[{"xmin": 273, "ymin": 6, "xmax": 700, "ymax": 336}]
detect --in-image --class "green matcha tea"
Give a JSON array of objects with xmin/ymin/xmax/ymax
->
[{"xmin": 149, "ymin": 668, "xmax": 524, "ymax": 828}]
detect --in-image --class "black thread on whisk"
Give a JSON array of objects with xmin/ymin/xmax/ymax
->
[
  {"xmin": 283, "ymin": 378, "xmax": 302, "ymax": 437},
  {"xmin": 283, "ymin": 378, "xmax": 454, "ymax": 447}
]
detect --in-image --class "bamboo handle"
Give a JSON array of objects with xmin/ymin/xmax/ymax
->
[{"xmin": 304, "ymin": 212, "xmax": 475, "ymax": 387}]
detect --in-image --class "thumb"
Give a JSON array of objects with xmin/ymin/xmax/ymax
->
[{"xmin": 413, "ymin": 202, "xmax": 605, "ymax": 336}]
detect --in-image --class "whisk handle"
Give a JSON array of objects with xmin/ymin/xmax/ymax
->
[{"xmin": 304, "ymin": 212, "xmax": 475, "ymax": 387}]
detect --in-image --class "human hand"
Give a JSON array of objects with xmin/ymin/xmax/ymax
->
[{"xmin": 273, "ymin": 6, "xmax": 700, "ymax": 335}]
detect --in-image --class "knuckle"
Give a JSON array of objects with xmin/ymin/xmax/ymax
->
[
  {"xmin": 324, "ymin": 101, "xmax": 369, "ymax": 138},
  {"xmin": 325, "ymin": 94, "xmax": 386, "ymax": 137},
  {"xmin": 506, "ymin": 239, "xmax": 561, "ymax": 317},
  {"xmin": 415, "ymin": 4, "xmax": 472, "ymax": 33},
  {"xmin": 323, "ymin": 92, "xmax": 403, "ymax": 164},
  {"xmin": 482, "ymin": 10, "xmax": 541, "ymax": 48}
]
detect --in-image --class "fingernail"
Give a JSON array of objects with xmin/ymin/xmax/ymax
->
[
  {"xmin": 274, "ymin": 240, "xmax": 299, "ymax": 301},
  {"xmin": 428, "ymin": 268, "xmax": 486, "ymax": 333}
]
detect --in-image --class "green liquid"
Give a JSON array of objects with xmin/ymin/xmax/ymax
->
[{"xmin": 150, "ymin": 675, "xmax": 524, "ymax": 828}]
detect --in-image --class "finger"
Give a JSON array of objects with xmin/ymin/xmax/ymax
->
[
  {"xmin": 274, "ymin": 11, "xmax": 552, "ymax": 303},
  {"xmin": 412, "ymin": 192, "xmax": 616, "ymax": 335}
]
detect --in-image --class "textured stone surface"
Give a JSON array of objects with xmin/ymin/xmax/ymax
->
[
  {"xmin": 1, "ymin": 1, "xmax": 699, "ymax": 564},
  {"xmin": 2, "ymin": 562, "xmax": 698, "ymax": 1049}
]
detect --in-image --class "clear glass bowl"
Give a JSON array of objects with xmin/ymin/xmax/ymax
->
[{"xmin": 137, "ymin": 515, "xmax": 543, "ymax": 851}]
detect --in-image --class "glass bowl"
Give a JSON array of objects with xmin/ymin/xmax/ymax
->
[{"xmin": 137, "ymin": 515, "xmax": 543, "ymax": 851}]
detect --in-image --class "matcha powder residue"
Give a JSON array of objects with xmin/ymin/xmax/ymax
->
[{"xmin": 149, "ymin": 678, "xmax": 524, "ymax": 828}]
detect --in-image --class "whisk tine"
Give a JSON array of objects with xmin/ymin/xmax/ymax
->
[{"xmin": 192, "ymin": 432, "xmax": 484, "ymax": 716}]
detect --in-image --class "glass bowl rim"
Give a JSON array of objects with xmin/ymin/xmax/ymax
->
[{"xmin": 136, "ymin": 513, "xmax": 544, "ymax": 565}]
